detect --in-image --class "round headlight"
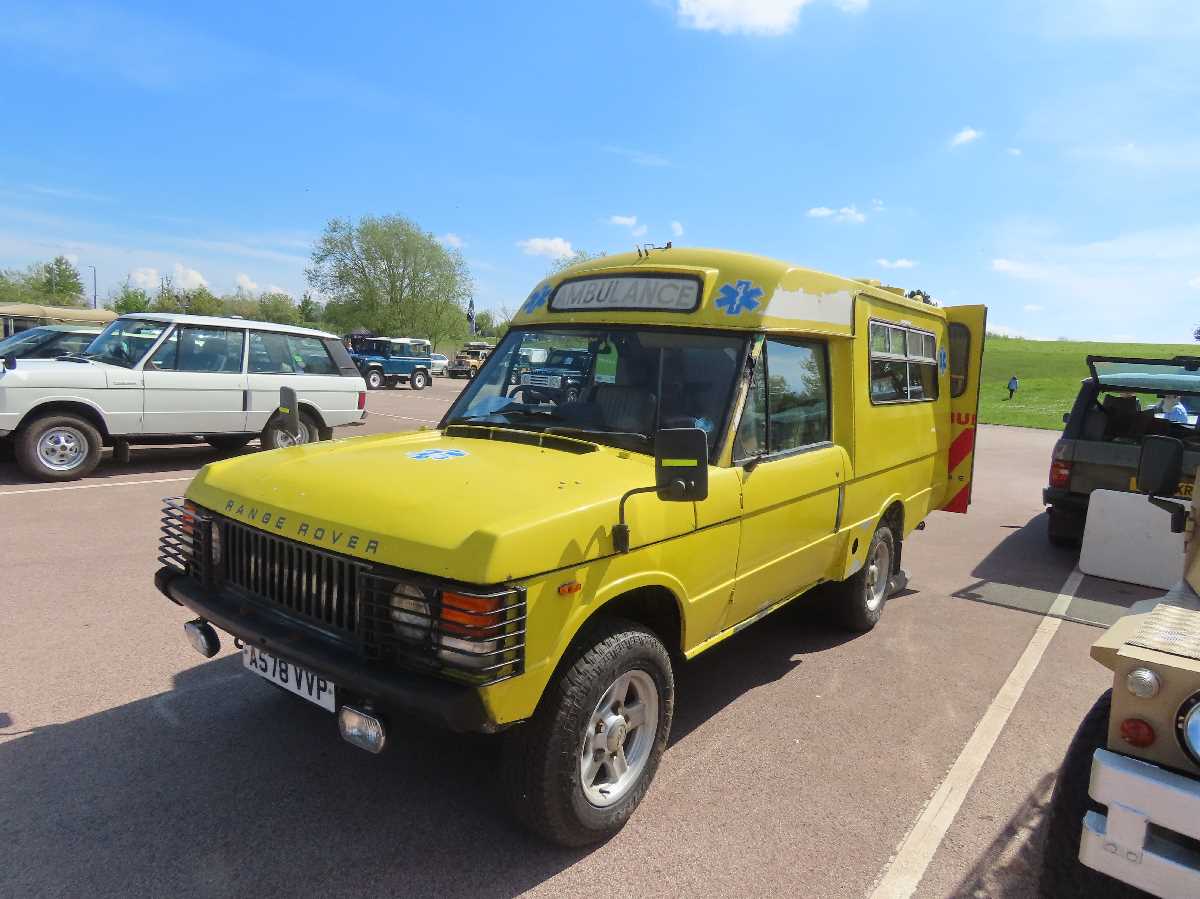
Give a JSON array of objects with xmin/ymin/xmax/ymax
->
[
  {"xmin": 389, "ymin": 583, "xmax": 431, "ymax": 643},
  {"xmin": 1179, "ymin": 694, "xmax": 1200, "ymax": 765},
  {"xmin": 1126, "ymin": 667, "xmax": 1161, "ymax": 699}
]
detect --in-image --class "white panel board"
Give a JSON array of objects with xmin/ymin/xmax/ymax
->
[{"xmin": 1079, "ymin": 489, "xmax": 1186, "ymax": 590}]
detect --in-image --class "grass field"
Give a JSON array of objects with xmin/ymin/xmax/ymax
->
[{"xmin": 979, "ymin": 336, "xmax": 1198, "ymax": 430}]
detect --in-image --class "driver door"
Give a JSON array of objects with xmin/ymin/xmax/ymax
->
[
  {"xmin": 723, "ymin": 337, "xmax": 847, "ymax": 629},
  {"xmin": 142, "ymin": 324, "xmax": 248, "ymax": 434}
]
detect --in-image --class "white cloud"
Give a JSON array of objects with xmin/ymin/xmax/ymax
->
[
  {"xmin": 603, "ymin": 146, "xmax": 670, "ymax": 167},
  {"xmin": 173, "ymin": 263, "xmax": 208, "ymax": 290},
  {"xmin": 517, "ymin": 237, "xmax": 575, "ymax": 259},
  {"xmin": 808, "ymin": 205, "xmax": 865, "ymax": 224},
  {"xmin": 1023, "ymin": 303, "xmax": 1044, "ymax": 312},
  {"xmin": 991, "ymin": 257, "xmax": 1045, "ymax": 278},
  {"xmin": 1188, "ymin": 275, "xmax": 1200, "ymax": 289},
  {"xmin": 671, "ymin": 220, "xmax": 684, "ymax": 238},
  {"xmin": 129, "ymin": 267, "xmax": 159, "ymax": 290},
  {"xmin": 265, "ymin": 284, "xmax": 290, "ymax": 296},
  {"xmin": 632, "ymin": 224, "xmax": 648, "ymax": 237},
  {"xmin": 876, "ymin": 258, "xmax": 916, "ymax": 269},
  {"xmin": 1006, "ymin": 147, "xmax": 1023, "ymax": 156},
  {"xmin": 438, "ymin": 232, "xmax": 464, "ymax": 249},
  {"xmin": 675, "ymin": 0, "xmax": 867, "ymax": 36},
  {"xmin": 235, "ymin": 273, "xmax": 258, "ymax": 292},
  {"xmin": 608, "ymin": 215, "xmax": 638, "ymax": 227},
  {"xmin": 950, "ymin": 127, "xmax": 982, "ymax": 148}
]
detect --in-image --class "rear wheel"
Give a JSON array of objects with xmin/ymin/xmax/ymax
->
[
  {"xmin": 365, "ymin": 369, "xmax": 384, "ymax": 390},
  {"xmin": 1047, "ymin": 506, "xmax": 1084, "ymax": 548},
  {"xmin": 502, "ymin": 619, "xmax": 674, "ymax": 846},
  {"xmin": 15, "ymin": 414, "xmax": 102, "ymax": 482},
  {"xmin": 832, "ymin": 524, "xmax": 895, "ymax": 632},
  {"xmin": 1039, "ymin": 691, "xmax": 1144, "ymax": 897},
  {"xmin": 261, "ymin": 410, "xmax": 321, "ymax": 449},
  {"xmin": 410, "ymin": 369, "xmax": 429, "ymax": 390}
]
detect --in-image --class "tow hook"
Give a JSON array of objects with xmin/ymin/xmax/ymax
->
[{"xmin": 184, "ymin": 618, "xmax": 221, "ymax": 658}]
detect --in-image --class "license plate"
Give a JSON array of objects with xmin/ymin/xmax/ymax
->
[{"xmin": 243, "ymin": 646, "xmax": 335, "ymax": 712}]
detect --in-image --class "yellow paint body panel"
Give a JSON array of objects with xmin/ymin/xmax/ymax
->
[{"xmin": 182, "ymin": 247, "xmax": 986, "ymax": 728}]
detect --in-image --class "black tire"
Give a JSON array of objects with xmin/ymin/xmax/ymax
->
[
  {"xmin": 501, "ymin": 619, "xmax": 674, "ymax": 847},
  {"xmin": 832, "ymin": 524, "xmax": 895, "ymax": 632},
  {"xmin": 1039, "ymin": 691, "xmax": 1147, "ymax": 898},
  {"xmin": 410, "ymin": 369, "xmax": 429, "ymax": 390},
  {"xmin": 206, "ymin": 435, "xmax": 252, "ymax": 452},
  {"xmin": 365, "ymin": 369, "xmax": 384, "ymax": 390},
  {"xmin": 15, "ymin": 413, "xmax": 103, "ymax": 482},
  {"xmin": 261, "ymin": 410, "xmax": 321, "ymax": 450},
  {"xmin": 468, "ymin": 367, "xmax": 478, "ymax": 380},
  {"xmin": 1047, "ymin": 506, "xmax": 1084, "ymax": 549}
]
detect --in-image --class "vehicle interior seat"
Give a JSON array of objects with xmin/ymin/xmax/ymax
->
[
  {"xmin": 594, "ymin": 356, "xmax": 656, "ymax": 433},
  {"xmin": 1101, "ymin": 393, "xmax": 1146, "ymax": 441}
]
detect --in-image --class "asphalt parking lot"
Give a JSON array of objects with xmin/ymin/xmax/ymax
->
[{"xmin": 0, "ymin": 379, "xmax": 1161, "ymax": 898}]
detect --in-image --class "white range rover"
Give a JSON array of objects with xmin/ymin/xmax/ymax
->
[{"xmin": 0, "ymin": 313, "xmax": 368, "ymax": 481}]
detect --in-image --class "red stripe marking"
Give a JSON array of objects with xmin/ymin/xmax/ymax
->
[
  {"xmin": 941, "ymin": 483, "xmax": 970, "ymax": 513},
  {"xmin": 947, "ymin": 426, "xmax": 976, "ymax": 473}
]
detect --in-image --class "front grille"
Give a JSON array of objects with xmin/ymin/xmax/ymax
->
[
  {"xmin": 523, "ymin": 374, "xmax": 561, "ymax": 388},
  {"xmin": 220, "ymin": 518, "xmax": 366, "ymax": 639},
  {"xmin": 159, "ymin": 499, "xmax": 525, "ymax": 686}
]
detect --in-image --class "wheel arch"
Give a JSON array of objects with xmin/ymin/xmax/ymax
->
[
  {"xmin": 564, "ymin": 574, "xmax": 687, "ymax": 661},
  {"xmin": 834, "ymin": 493, "xmax": 907, "ymax": 581},
  {"xmin": 17, "ymin": 400, "xmax": 110, "ymax": 440}
]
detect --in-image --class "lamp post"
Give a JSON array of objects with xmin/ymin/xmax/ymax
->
[{"xmin": 87, "ymin": 265, "xmax": 97, "ymax": 308}]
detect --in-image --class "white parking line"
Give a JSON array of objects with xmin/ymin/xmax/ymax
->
[
  {"xmin": 0, "ymin": 475, "xmax": 195, "ymax": 497},
  {"xmin": 868, "ymin": 567, "xmax": 1084, "ymax": 899},
  {"xmin": 367, "ymin": 411, "xmax": 440, "ymax": 424}
]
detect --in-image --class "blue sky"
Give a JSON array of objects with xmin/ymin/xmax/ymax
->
[{"xmin": 1, "ymin": 0, "xmax": 1198, "ymax": 342}]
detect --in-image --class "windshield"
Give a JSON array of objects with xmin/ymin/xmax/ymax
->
[
  {"xmin": 0, "ymin": 327, "xmax": 57, "ymax": 356},
  {"xmin": 83, "ymin": 319, "xmax": 170, "ymax": 368},
  {"xmin": 444, "ymin": 326, "xmax": 748, "ymax": 457}
]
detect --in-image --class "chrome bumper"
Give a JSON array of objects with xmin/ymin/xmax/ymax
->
[{"xmin": 1080, "ymin": 748, "xmax": 1200, "ymax": 898}]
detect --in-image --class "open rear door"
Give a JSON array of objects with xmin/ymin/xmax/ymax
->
[{"xmin": 942, "ymin": 305, "xmax": 987, "ymax": 513}]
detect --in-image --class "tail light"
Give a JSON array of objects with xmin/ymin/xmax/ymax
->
[
  {"xmin": 357, "ymin": 391, "xmax": 367, "ymax": 410},
  {"xmin": 1049, "ymin": 460, "xmax": 1072, "ymax": 488},
  {"xmin": 1119, "ymin": 718, "xmax": 1156, "ymax": 748},
  {"xmin": 1049, "ymin": 440, "xmax": 1072, "ymax": 488}
]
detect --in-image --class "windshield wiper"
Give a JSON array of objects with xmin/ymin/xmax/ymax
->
[
  {"xmin": 57, "ymin": 353, "xmax": 93, "ymax": 363},
  {"xmin": 545, "ymin": 426, "xmax": 651, "ymax": 445}
]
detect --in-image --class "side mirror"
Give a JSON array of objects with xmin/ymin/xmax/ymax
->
[
  {"xmin": 2, "ymin": 355, "xmax": 15, "ymax": 370},
  {"xmin": 654, "ymin": 427, "xmax": 709, "ymax": 502},
  {"xmin": 613, "ymin": 428, "xmax": 710, "ymax": 553},
  {"xmin": 1137, "ymin": 435, "xmax": 1184, "ymax": 497},
  {"xmin": 278, "ymin": 386, "xmax": 301, "ymax": 441}
]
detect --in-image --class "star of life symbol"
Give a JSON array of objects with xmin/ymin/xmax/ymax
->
[
  {"xmin": 523, "ymin": 284, "xmax": 552, "ymax": 314},
  {"xmin": 407, "ymin": 448, "xmax": 468, "ymax": 461},
  {"xmin": 715, "ymin": 280, "xmax": 763, "ymax": 316},
  {"xmin": 938, "ymin": 346, "xmax": 949, "ymax": 373}
]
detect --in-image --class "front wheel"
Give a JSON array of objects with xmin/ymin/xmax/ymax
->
[
  {"xmin": 365, "ymin": 369, "xmax": 384, "ymax": 390},
  {"xmin": 15, "ymin": 414, "xmax": 103, "ymax": 481},
  {"xmin": 502, "ymin": 619, "xmax": 674, "ymax": 846},
  {"xmin": 1038, "ymin": 691, "xmax": 1142, "ymax": 898},
  {"xmin": 410, "ymin": 369, "xmax": 429, "ymax": 390}
]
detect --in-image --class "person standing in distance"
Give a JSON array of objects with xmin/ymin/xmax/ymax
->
[{"xmin": 1007, "ymin": 374, "xmax": 1019, "ymax": 400}]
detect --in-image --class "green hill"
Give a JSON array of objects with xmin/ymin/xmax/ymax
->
[{"xmin": 979, "ymin": 335, "xmax": 1198, "ymax": 429}]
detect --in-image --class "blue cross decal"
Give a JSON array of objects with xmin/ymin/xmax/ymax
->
[
  {"xmin": 938, "ymin": 346, "xmax": 949, "ymax": 374},
  {"xmin": 407, "ymin": 448, "xmax": 468, "ymax": 461},
  {"xmin": 523, "ymin": 284, "xmax": 552, "ymax": 314},
  {"xmin": 715, "ymin": 280, "xmax": 763, "ymax": 316}
]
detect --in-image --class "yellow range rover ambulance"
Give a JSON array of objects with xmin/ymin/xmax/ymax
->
[{"xmin": 156, "ymin": 247, "xmax": 986, "ymax": 845}]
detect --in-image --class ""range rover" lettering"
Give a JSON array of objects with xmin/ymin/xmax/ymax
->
[{"xmin": 223, "ymin": 499, "xmax": 379, "ymax": 555}]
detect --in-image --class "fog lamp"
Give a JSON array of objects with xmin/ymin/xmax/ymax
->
[
  {"xmin": 183, "ymin": 619, "xmax": 220, "ymax": 658},
  {"xmin": 1126, "ymin": 667, "xmax": 1161, "ymax": 699},
  {"xmin": 338, "ymin": 705, "xmax": 386, "ymax": 754}
]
